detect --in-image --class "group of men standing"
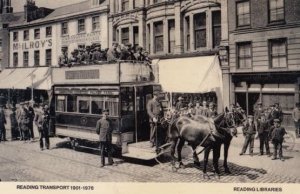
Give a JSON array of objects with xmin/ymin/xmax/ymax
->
[
  {"xmin": 0, "ymin": 101, "xmax": 50, "ymax": 151},
  {"xmin": 240, "ymin": 102, "xmax": 287, "ymax": 161}
]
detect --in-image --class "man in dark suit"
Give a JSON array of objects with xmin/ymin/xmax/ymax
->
[
  {"xmin": 96, "ymin": 109, "xmax": 116, "ymax": 167},
  {"xmin": 0, "ymin": 105, "xmax": 6, "ymax": 143},
  {"xmin": 26, "ymin": 101, "xmax": 35, "ymax": 141},
  {"xmin": 269, "ymin": 119, "xmax": 287, "ymax": 161},
  {"xmin": 34, "ymin": 104, "xmax": 50, "ymax": 150}
]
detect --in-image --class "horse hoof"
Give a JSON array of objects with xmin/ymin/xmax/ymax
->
[{"xmin": 214, "ymin": 173, "xmax": 221, "ymax": 179}]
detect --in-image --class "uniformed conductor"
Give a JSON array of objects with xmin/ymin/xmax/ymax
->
[
  {"xmin": 96, "ymin": 109, "xmax": 116, "ymax": 167},
  {"xmin": 147, "ymin": 91, "xmax": 163, "ymax": 147}
]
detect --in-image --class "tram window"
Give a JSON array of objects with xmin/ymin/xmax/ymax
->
[
  {"xmin": 105, "ymin": 98, "xmax": 119, "ymax": 116},
  {"xmin": 56, "ymin": 96, "xmax": 66, "ymax": 112},
  {"xmin": 78, "ymin": 96, "xmax": 90, "ymax": 113},
  {"xmin": 121, "ymin": 87, "xmax": 134, "ymax": 115},
  {"xmin": 91, "ymin": 97, "xmax": 105, "ymax": 115},
  {"xmin": 67, "ymin": 95, "xmax": 77, "ymax": 112}
]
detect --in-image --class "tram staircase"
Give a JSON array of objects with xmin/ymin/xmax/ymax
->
[{"xmin": 122, "ymin": 141, "xmax": 158, "ymax": 160}]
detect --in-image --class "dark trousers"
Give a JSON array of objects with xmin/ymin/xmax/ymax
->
[
  {"xmin": 150, "ymin": 122, "xmax": 156, "ymax": 145},
  {"xmin": 100, "ymin": 141, "xmax": 113, "ymax": 166},
  {"xmin": 295, "ymin": 120, "xmax": 300, "ymax": 137},
  {"xmin": 18, "ymin": 123, "xmax": 24, "ymax": 140},
  {"xmin": 1, "ymin": 127, "xmax": 6, "ymax": 140},
  {"xmin": 0, "ymin": 128, "xmax": 2, "ymax": 142},
  {"xmin": 39, "ymin": 128, "xmax": 49, "ymax": 149},
  {"xmin": 241, "ymin": 134, "xmax": 255, "ymax": 154},
  {"xmin": 150, "ymin": 122, "xmax": 165, "ymax": 147},
  {"xmin": 23, "ymin": 130, "xmax": 30, "ymax": 140},
  {"xmin": 11, "ymin": 126, "xmax": 19, "ymax": 140},
  {"xmin": 29, "ymin": 121, "xmax": 34, "ymax": 139},
  {"xmin": 259, "ymin": 132, "xmax": 270, "ymax": 154},
  {"xmin": 272, "ymin": 140, "xmax": 283, "ymax": 159}
]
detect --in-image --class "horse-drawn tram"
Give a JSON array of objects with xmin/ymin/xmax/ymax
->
[{"xmin": 51, "ymin": 61, "xmax": 165, "ymax": 160}]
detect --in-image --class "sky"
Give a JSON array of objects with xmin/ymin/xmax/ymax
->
[{"xmin": 12, "ymin": 0, "xmax": 86, "ymax": 12}]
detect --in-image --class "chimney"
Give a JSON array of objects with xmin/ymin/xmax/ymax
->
[{"xmin": 24, "ymin": 0, "xmax": 37, "ymax": 22}]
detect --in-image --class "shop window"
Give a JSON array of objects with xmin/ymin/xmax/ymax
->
[
  {"xmin": 56, "ymin": 96, "xmax": 66, "ymax": 112},
  {"xmin": 61, "ymin": 22, "xmax": 68, "ymax": 35},
  {"xmin": 13, "ymin": 52, "xmax": 18, "ymax": 67},
  {"xmin": 13, "ymin": 31, "xmax": 18, "ymax": 42},
  {"xmin": 133, "ymin": 26, "xmax": 139, "ymax": 48},
  {"xmin": 34, "ymin": 50, "xmax": 40, "ymax": 66},
  {"xmin": 237, "ymin": 42, "xmax": 252, "ymax": 69},
  {"xmin": 212, "ymin": 11, "xmax": 221, "ymax": 48},
  {"xmin": 269, "ymin": 0, "xmax": 284, "ymax": 22},
  {"xmin": 46, "ymin": 26, "xmax": 52, "ymax": 37},
  {"xmin": 34, "ymin": 29, "xmax": 40, "ymax": 39},
  {"xmin": 236, "ymin": 1, "xmax": 250, "ymax": 27},
  {"xmin": 168, "ymin": 19, "xmax": 175, "ymax": 53},
  {"xmin": 185, "ymin": 16, "xmax": 190, "ymax": 51},
  {"xmin": 78, "ymin": 96, "xmax": 90, "ymax": 113},
  {"xmin": 92, "ymin": 16, "xmax": 100, "ymax": 31},
  {"xmin": 45, "ymin": 49, "xmax": 52, "ymax": 66},
  {"xmin": 78, "ymin": 19, "xmax": 85, "ymax": 33},
  {"xmin": 154, "ymin": 21, "xmax": 164, "ymax": 53},
  {"xmin": 121, "ymin": 27, "xmax": 129, "ymax": 45},
  {"xmin": 23, "ymin": 30, "xmax": 29, "ymax": 41},
  {"xmin": 194, "ymin": 13, "xmax": 206, "ymax": 48},
  {"xmin": 121, "ymin": 0, "xmax": 129, "ymax": 11},
  {"xmin": 67, "ymin": 95, "xmax": 77, "ymax": 112},
  {"xmin": 269, "ymin": 38, "xmax": 287, "ymax": 68},
  {"xmin": 23, "ymin": 51, "xmax": 29, "ymax": 67}
]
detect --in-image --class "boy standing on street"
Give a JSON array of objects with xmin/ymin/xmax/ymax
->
[
  {"xmin": 240, "ymin": 115, "xmax": 256, "ymax": 156},
  {"xmin": 269, "ymin": 119, "xmax": 287, "ymax": 161},
  {"xmin": 257, "ymin": 114, "xmax": 271, "ymax": 156}
]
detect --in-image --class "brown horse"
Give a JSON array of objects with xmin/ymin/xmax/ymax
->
[{"xmin": 168, "ymin": 109, "xmax": 242, "ymax": 178}]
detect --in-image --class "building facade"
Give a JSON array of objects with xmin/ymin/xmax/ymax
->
[
  {"xmin": 9, "ymin": 0, "xmax": 109, "ymax": 68},
  {"xmin": 226, "ymin": 0, "xmax": 300, "ymax": 126}
]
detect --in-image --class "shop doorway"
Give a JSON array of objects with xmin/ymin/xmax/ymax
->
[{"xmin": 235, "ymin": 93, "xmax": 260, "ymax": 116}]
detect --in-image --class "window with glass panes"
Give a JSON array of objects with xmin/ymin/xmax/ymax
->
[
  {"xmin": 194, "ymin": 13, "xmax": 206, "ymax": 48},
  {"xmin": 212, "ymin": 11, "xmax": 221, "ymax": 48},
  {"xmin": 237, "ymin": 42, "xmax": 252, "ymax": 69},
  {"xmin": 13, "ymin": 52, "xmax": 18, "ymax": 67},
  {"xmin": 78, "ymin": 96, "xmax": 90, "ymax": 113},
  {"xmin": 237, "ymin": 1, "xmax": 250, "ymax": 26},
  {"xmin": 122, "ymin": 0, "xmax": 129, "ymax": 11},
  {"xmin": 269, "ymin": 0, "xmax": 284, "ymax": 22},
  {"xmin": 67, "ymin": 95, "xmax": 77, "ymax": 112},
  {"xmin": 13, "ymin": 32, "xmax": 18, "ymax": 42},
  {"xmin": 23, "ymin": 30, "xmax": 29, "ymax": 40},
  {"xmin": 34, "ymin": 29, "xmax": 40, "ymax": 39},
  {"xmin": 92, "ymin": 16, "xmax": 100, "ymax": 31},
  {"xmin": 154, "ymin": 21, "xmax": 164, "ymax": 53},
  {"xmin": 185, "ymin": 16, "xmax": 190, "ymax": 51},
  {"xmin": 46, "ymin": 26, "xmax": 52, "ymax": 37},
  {"xmin": 269, "ymin": 38, "xmax": 287, "ymax": 68},
  {"xmin": 168, "ymin": 19, "xmax": 175, "ymax": 53},
  {"xmin": 56, "ymin": 96, "xmax": 66, "ymax": 112},
  {"xmin": 78, "ymin": 19, "xmax": 85, "ymax": 33},
  {"xmin": 61, "ymin": 22, "xmax": 68, "ymax": 35},
  {"xmin": 121, "ymin": 27, "xmax": 129, "ymax": 45},
  {"xmin": 46, "ymin": 49, "xmax": 52, "ymax": 66},
  {"xmin": 23, "ymin": 51, "xmax": 29, "ymax": 67},
  {"xmin": 133, "ymin": 26, "xmax": 139, "ymax": 48},
  {"xmin": 34, "ymin": 50, "xmax": 40, "ymax": 66}
]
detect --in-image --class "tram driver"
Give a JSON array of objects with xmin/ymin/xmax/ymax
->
[{"xmin": 147, "ymin": 91, "xmax": 164, "ymax": 148}]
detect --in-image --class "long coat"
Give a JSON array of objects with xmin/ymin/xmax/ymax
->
[
  {"xmin": 96, "ymin": 118, "xmax": 113, "ymax": 142},
  {"xmin": 0, "ymin": 108, "xmax": 6, "ymax": 131}
]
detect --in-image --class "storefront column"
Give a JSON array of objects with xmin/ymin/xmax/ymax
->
[
  {"xmin": 108, "ymin": 18, "xmax": 114, "ymax": 47},
  {"xmin": 246, "ymin": 83, "xmax": 249, "ymax": 116},
  {"xmin": 150, "ymin": 22, "xmax": 154, "ymax": 54},
  {"xmin": 118, "ymin": 0, "xmax": 122, "ymax": 12},
  {"xmin": 189, "ymin": 13, "xmax": 195, "ymax": 51},
  {"xmin": 174, "ymin": 2, "xmax": 183, "ymax": 54},
  {"xmin": 295, "ymin": 79, "xmax": 300, "ymax": 103},
  {"xmin": 110, "ymin": 0, "xmax": 115, "ymax": 14},
  {"xmin": 163, "ymin": 18, "xmax": 169, "ymax": 54},
  {"xmin": 129, "ymin": 0, "xmax": 134, "ymax": 10}
]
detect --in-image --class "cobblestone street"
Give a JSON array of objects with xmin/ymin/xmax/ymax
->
[{"xmin": 0, "ymin": 125, "xmax": 300, "ymax": 183}]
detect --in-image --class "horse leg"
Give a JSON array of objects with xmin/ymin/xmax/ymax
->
[
  {"xmin": 213, "ymin": 144, "xmax": 221, "ymax": 179},
  {"xmin": 203, "ymin": 147, "xmax": 211, "ymax": 179},
  {"xmin": 170, "ymin": 138, "xmax": 178, "ymax": 166},
  {"xmin": 223, "ymin": 141, "xmax": 231, "ymax": 174},
  {"xmin": 177, "ymin": 138, "xmax": 185, "ymax": 168},
  {"xmin": 191, "ymin": 145, "xmax": 200, "ymax": 167}
]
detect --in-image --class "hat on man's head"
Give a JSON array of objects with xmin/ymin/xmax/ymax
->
[
  {"xmin": 178, "ymin": 96, "xmax": 183, "ymax": 101},
  {"xmin": 103, "ymin": 109, "xmax": 109, "ymax": 114},
  {"xmin": 153, "ymin": 91, "xmax": 160, "ymax": 96},
  {"xmin": 24, "ymin": 101, "xmax": 29, "ymax": 105},
  {"xmin": 20, "ymin": 102, "xmax": 25, "ymax": 105},
  {"xmin": 274, "ymin": 119, "xmax": 281, "ymax": 123}
]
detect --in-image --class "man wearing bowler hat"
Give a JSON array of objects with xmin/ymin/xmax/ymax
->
[{"xmin": 96, "ymin": 109, "xmax": 116, "ymax": 167}]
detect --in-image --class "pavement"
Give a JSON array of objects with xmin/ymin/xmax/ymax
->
[{"xmin": 1, "ymin": 109, "xmax": 300, "ymax": 182}]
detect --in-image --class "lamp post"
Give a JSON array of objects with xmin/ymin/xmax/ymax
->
[{"xmin": 31, "ymin": 74, "xmax": 36, "ymax": 101}]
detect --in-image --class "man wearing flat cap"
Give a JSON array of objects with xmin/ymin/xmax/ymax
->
[
  {"xmin": 96, "ymin": 109, "xmax": 116, "ymax": 167},
  {"xmin": 240, "ymin": 115, "xmax": 256, "ymax": 156},
  {"xmin": 147, "ymin": 91, "xmax": 164, "ymax": 147},
  {"xmin": 254, "ymin": 102, "xmax": 264, "ymax": 128},
  {"xmin": 269, "ymin": 119, "xmax": 287, "ymax": 161},
  {"xmin": 257, "ymin": 113, "xmax": 271, "ymax": 156}
]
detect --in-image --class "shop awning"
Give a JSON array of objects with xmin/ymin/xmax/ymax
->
[
  {"xmin": 155, "ymin": 55, "xmax": 224, "ymax": 112},
  {"xmin": 0, "ymin": 67, "xmax": 52, "ymax": 90},
  {"xmin": 156, "ymin": 55, "xmax": 222, "ymax": 93}
]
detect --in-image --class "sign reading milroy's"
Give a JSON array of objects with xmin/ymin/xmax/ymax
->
[{"xmin": 12, "ymin": 39, "xmax": 52, "ymax": 51}]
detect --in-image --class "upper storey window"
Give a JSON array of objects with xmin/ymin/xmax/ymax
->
[
  {"xmin": 236, "ymin": 1, "xmax": 250, "ymax": 27},
  {"xmin": 154, "ymin": 21, "xmax": 164, "ymax": 53},
  {"xmin": 121, "ymin": 0, "xmax": 129, "ymax": 11},
  {"xmin": 61, "ymin": 22, "xmax": 68, "ymax": 36},
  {"xmin": 269, "ymin": 0, "xmax": 285, "ymax": 22},
  {"xmin": 78, "ymin": 19, "xmax": 85, "ymax": 33},
  {"xmin": 194, "ymin": 12, "xmax": 206, "ymax": 48}
]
